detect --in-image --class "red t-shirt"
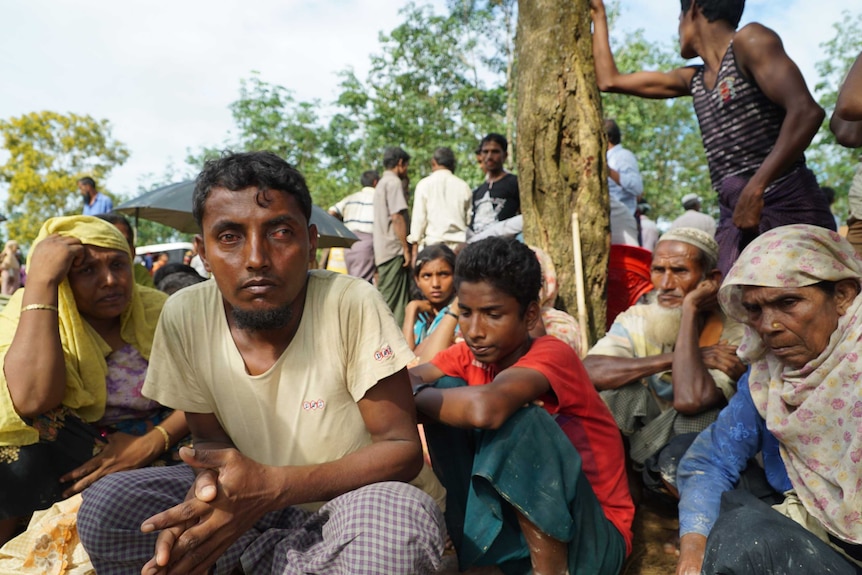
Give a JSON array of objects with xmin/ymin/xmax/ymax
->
[{"xmin": 431, "ymin": 336, "xmax": 634, "ymax": 554}]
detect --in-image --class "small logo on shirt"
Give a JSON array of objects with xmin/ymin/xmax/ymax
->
[
  {"xmin": 374, "ymin": 345, "xmax": 393, "ymax": 362},
  {"xmin": 718, "ymin": 77, "xmax": 736, "ymax": 105},
  {"xmin": 302, "ymin": 399, "xmax": 326, "ymax": 411}
]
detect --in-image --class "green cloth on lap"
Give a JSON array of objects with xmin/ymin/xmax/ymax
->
[{"xmin": 424, "ymin": 376, "xmax": 626, "ymax": 575}]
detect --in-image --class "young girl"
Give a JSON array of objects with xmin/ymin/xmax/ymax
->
[{"xmin": 402, "ymin": 244, "xmax": 458, "ymax": 354}]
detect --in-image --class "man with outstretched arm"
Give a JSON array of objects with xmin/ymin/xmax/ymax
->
[{"xmin": 590, "ymin": 0, "xmax": 835, "ymax": 274}]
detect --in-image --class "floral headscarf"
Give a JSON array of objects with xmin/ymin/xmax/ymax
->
[{"xmin": 719, "ymin": 224, "xmax": 862, "ymax": 543}]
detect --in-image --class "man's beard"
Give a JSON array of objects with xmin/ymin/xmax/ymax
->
[
  {"xmin": 645, "ymin": 298, "xmax": 684, "ymax": 347},
  {"xmin": 231, "ymin": 304, "xmax": 293, "ymax": 331}
]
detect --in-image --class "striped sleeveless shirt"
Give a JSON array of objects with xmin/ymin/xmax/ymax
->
[{"xmin": 691, "ymin": 41, "xmax": 806, "ymax": 193}]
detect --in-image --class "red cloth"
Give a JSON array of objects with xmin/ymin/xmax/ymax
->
[{"xmin": 432, "ymin": 336, "xmax": 635, "ymax": 554}]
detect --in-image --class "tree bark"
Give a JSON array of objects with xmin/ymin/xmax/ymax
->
[{"xmin": 516, "ymin": 0, "xmax": 608, "ymax": 344}]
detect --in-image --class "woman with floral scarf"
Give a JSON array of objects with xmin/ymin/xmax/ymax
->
[{"xmin": 676, "ymin": 224, "xmax": 862, "ymax": 574}]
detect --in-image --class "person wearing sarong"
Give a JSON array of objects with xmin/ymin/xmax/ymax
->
[
  {"xmin": 411, "ymin": 238, "xmax": 633, "ymax": 575},
  {"xmin": 677, "ymin": 224, "xmax": 862, "ymax": 574},
  {"xmin": 76, "ymin": 151, "xmax": 445, "ymax": 575},
  {"xmin": 0, "ymin": 216, "xmax": 184, "ymax": 549},
  {"xmin": 591, "ymin": 0, "xmax": 835, "ymax": 276},
  {"xmin": 584, "ymin": 229, "xmax": 745, "ymax": 491},
  {"xmin": 373, "ymin": 146, "xmax": 413, "ymax": 325}
]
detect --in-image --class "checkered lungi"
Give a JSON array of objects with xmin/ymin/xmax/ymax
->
[
  {"xmin": 600, "ymin": 384, "xmax": 720, "ymax": 465},
  {"xmin": 78, "ymin": 465, "xmax": 445, "ymax": 575}
]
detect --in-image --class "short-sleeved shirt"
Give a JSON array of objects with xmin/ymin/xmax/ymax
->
[
  {"xmin": 83, "ymin": 193, "xmax": 114, "ymax": 216},
  {"xmin": 588, "ymin": 302, "xmax": 744, "ymax": 408},
  {"xmin": 431, "ymin": 336, "xmax": 635, "ymax": 554},
  {"xmin": 470, "ymin": 173, "xmax": 520, "ymax": 235},
  {"xmin": 373, "ymin": 170, "xmax": 409, "ymax": 265},
  {"xmin": 329, "ymin": 187, "xmax": 375, "ymax": 235},
  {"xmin": 143, "ymin": 271, "xmax": 444, "ymax": 510}
]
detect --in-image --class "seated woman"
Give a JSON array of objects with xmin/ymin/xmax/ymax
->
[
  {"xmin": 0, "ymin": 216, "xmax": 188, "ymax": 551},
  {"xmin": 402, "ymin": 244, "xmax": 458, "ymax": 360},
  {"xmin": 676, "ymin": 224, "xmax": 862, "ymax": 574}
]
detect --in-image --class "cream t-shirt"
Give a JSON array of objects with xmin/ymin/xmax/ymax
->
[{"xmin": 143, "ymin": 271, "xmax": 444, "ymax": 509}]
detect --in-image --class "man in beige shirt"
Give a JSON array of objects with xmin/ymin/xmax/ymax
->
[{"xmin": 407, "ymin": 147, "xmax": 472, "ymax": 262}]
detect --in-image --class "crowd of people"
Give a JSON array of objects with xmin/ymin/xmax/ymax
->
[{"xmin": 0, "ymin": 1, "xmax": 860, "ymax": 574}]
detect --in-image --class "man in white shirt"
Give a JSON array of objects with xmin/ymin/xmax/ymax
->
[
  {"xmin": 671, "ymin": 194, "xmax": 717, "ymax": 237},
  {"xmin": 407, "ymin": 147, "xmax": 472, "ymax": 262}
]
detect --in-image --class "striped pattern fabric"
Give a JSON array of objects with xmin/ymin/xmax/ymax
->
[
  {"xmin": 691, "ymin": 41, "xmax": 803, "ymax": 192},
  {"xmin": 78, "ymin": 465, "xmax": 445, "ymax": 575}
]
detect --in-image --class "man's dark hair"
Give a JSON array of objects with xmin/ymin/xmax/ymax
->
[
  {"xmin": 821, "ymin": 186, "xmax": 836, "ymax": 205},
  {"xmin": 455, "ymin": 237, "xmax": 541, "ymax": 316},
  {"xmin": 432, "ymin": 147, "xmax": 457, "ymax": 172},
  {"xmin": 78, "ymin": 177, "xmax": 96, "ymax": 189},
  {"xmin": 604, "ymin": 119, "xmax": 621, "ymax": 145},
  {"xmin": 414, "ymin": 243, "xmax": 457, "ymax": 279},
  {"xmin": 360, "ymin": 170, "xmax": 380, "ymax": 188},
  {"xmin": 680, "ymin": 0, "xmax": 744, "ymax": 28},
  {"xmin": 97, "ymin": 213, "xmax": 134, "ymax": 247},
  {"xmin": 480, "ymin": 133, "xmax": 507, "ymax": 151},
  {"xmin": 382, "ymin": 147, "xmax": 411, "ymax": 170},
  {"xmin": 193, "ymin": 151, "xmax": 312, "ymax": 227},
  {"xmin": 155, "ymin": 264, "xmax": 207, "ymax": 295}
]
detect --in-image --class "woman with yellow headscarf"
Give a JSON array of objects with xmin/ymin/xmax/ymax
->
[{"xmin": 0, "ymin": 216, "xmax": 188, "ymax": 548}]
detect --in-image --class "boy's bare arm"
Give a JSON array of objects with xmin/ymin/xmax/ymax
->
[
  {"xmin": 582, "ymin": 353, "xmax": 674, "ymax": 390},
  {"xmin": 412, "ymin": 366, "xmax": 550, "ymax": 430},
  {"xmin": 731, "ymin": 24, "xmax": 825, "ymax": 229},
  {"xmin": 590, "ymin": 0, "xmax": 693, "ymax": 98},
  {"xmin": 831, "ymin": 51, "xmax": 862, "ymax": 148}
]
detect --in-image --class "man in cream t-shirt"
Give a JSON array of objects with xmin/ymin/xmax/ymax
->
[{"xmin": 78, "ymin": 151, "xmax": 445, "ymax": 575}]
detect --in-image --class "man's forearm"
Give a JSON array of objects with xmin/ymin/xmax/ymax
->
[
  {"xmin": 392, "ymin": 212, "xmax": 409, "ymax": 248},
  {"xmin": 266, "ymin": 438, "xmax": 422, "ymax": 512},
  {"xmin": 583, "ymin": 354, "xmax": 673, "ymax": 390},
  {"xmin": 671, "ymin": 307, "xmax": 724, "ymax": 414},
  {"xmin": 749, "ymin": 102, "xmax": 824, "ymax": 192}
]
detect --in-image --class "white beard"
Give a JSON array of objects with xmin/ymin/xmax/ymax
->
[{"xmin": 644, "ymin": 300, "xmax": 684, "ymax": 347}]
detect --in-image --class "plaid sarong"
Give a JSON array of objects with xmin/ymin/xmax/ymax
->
[
  {"xmin": 601, "ymin": 384, "xmax": 719, "ymax": 465},
  {"xmin": 78, "ymin": 465, "xmax": 445, "ymax": 575}
]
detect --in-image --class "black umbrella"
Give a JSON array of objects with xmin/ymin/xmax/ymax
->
[{"xmin": 116, "ymin": 180, "xmax": 358, "ymax": 249}]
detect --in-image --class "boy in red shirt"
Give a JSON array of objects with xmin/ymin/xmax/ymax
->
[{"xmin": 411, "ymin": 238, "xmax": 633, "ymax": 575}]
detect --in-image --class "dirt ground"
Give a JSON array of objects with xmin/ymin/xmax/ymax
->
[{"xmin": 436, "ymin": 493, "xmax": 680, "ymax": 575}]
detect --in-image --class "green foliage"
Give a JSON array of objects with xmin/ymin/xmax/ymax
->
[
  {"xmin": 0, "ymin": 111, "xmax": 129, "ymax": 244},
  {"xmin": 808, "ymin": 10, "xmax": 862, "ymax": 220},
  {"xmin": 186, "ymin": 74, "xmax": 342, "ymax": 207},
  {"xmin": 188, "ymin": 2, "xmax": 512, "ymax": 210},
  {"xmin": 331, "ymin": 1, "xmax": 509, "ymax": 191}
]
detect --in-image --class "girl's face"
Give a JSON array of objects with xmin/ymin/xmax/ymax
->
[{"xmin": 416, "ymin": 257, "xmax": 455, "ymax": 308}]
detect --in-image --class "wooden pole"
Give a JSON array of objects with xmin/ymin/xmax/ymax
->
[{"xmin": 571, "ymin": 212, "xmax": 590, "ymax": 355}]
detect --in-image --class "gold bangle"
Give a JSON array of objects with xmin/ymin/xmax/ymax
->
[
  {"xmin": 21, "ymin": 304, "xmax": 59, "ymax": 313},
  {"xmin": 153, "ymin": 424, "xmax": 171, "ymax": 452}
]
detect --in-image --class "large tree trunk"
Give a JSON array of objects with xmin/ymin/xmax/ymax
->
[{"xmin": 517, "ymin": 0, "xmax": 608, "ymax": 345}]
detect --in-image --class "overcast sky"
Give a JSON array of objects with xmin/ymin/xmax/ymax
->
[{"xmin": 0, "ymin": 0, "xmax": 853, "ymax": 203}]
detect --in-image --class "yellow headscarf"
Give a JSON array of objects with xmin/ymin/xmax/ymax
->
[{"xmin": 0, "ymin": 216, "xmax": 167, "ymax": 446}]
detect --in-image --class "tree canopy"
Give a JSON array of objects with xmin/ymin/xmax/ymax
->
[{"xmin": 0, "ymin": 111, "xmax": 129, "ymax": 244}]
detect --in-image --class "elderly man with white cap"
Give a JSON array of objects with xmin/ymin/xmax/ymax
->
[
  {"xmin": 584, "ymin": 228, "xmax": 745, "ymax": 495},
  {"xmin": 671, "ymin": 194, "xmax": 717, "ymax": 238}
]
